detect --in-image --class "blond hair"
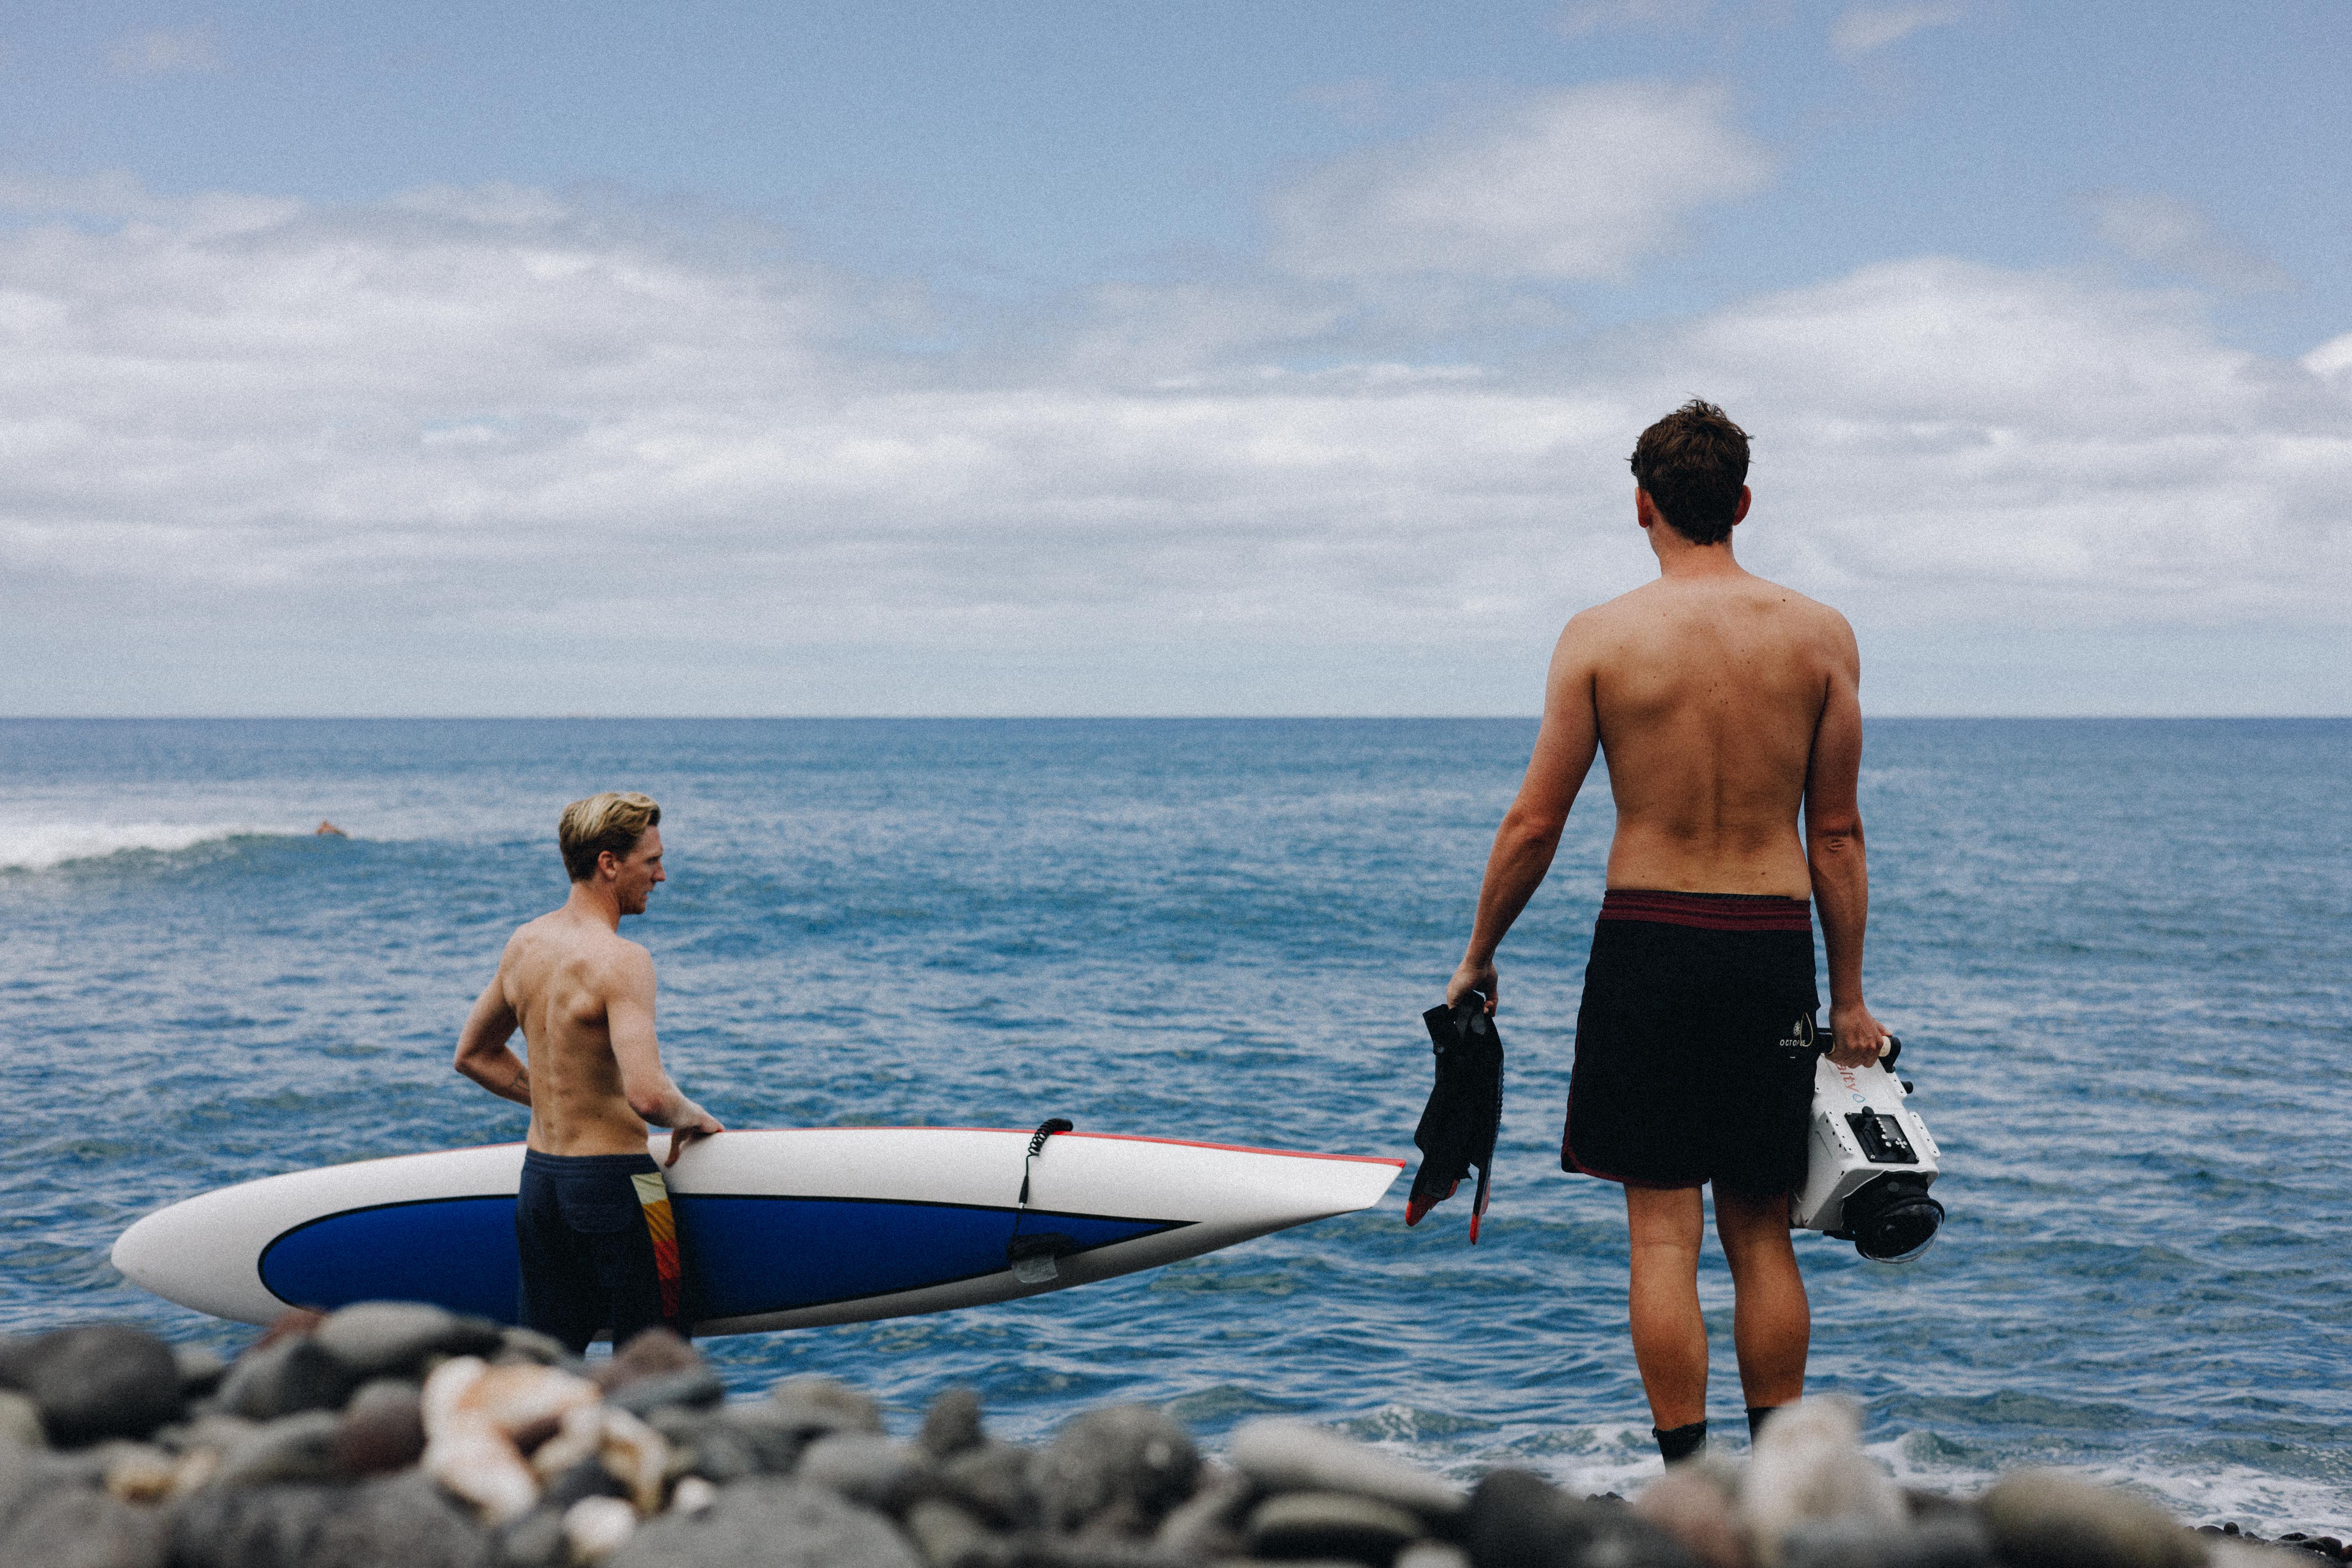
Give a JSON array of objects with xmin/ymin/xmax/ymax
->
[{"xmin": 557, "ymin": 792, "xmax": 661, "ymax": 883}]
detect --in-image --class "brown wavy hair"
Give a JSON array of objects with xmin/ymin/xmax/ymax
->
[{"xmin": 1629, "ymin": 399, "xmax": 1750, "ymax": 546}]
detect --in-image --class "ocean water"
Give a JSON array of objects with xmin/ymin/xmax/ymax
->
[{"xmin": 2, "ymin": 718, "xmax": 2347, "ymax": 1533}]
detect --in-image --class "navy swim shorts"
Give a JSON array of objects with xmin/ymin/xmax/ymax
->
[
  {"xmin": 515, "ymin": 1149, "xmax": 686, "ymax": 1353},
  {"xmin": 1561, "ymin": 889, "xmax": 1821, "ymax": 1196}
]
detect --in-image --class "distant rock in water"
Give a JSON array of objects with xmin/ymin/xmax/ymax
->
[{"xmin": 0, "ymin": 1306, "xmax": 2344, "ymax": 1567}]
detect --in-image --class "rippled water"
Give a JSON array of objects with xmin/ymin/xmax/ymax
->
[{"xmin": 2, "ymin": 718, "xmax": 2346, "ymax": 1533}]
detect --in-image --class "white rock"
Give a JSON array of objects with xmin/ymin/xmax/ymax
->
[
  {"xmin": 1227, "ymin": 1417, "xmax": 1465, "ymax": 1518},
  {"xmin": 565, "ymin": 1494, "xmax": 641, "ymax": 1562},
  {"xmin": 1736, "ymin": 1397, "xmax": 1904, "ymax": 1566},
  {"xmin": 423, "ymin": 1420, "xmax": 540, "ymax": 1526}
]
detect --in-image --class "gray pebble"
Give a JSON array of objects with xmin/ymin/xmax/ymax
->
[
  {"xmin": 766, "ymin": 1377, "xmax": 887, "ymax": 1439},
  {"xmin": 0, "ymin": 1389, "xmax": 45, "ymax": 1450},
  {"xmin": 0, "ymin": 1326, "xmax": 184, "ymax": 1448},
  {"xmin": 1249, "ymin": 1490, "xmax": 1426, "ymax": 1563},
  {"xmin": 216, "ymin": 1334, "xmax": 354, "ymax": 1421},
  {"xmin": 173, "ymin": 1473, "xmax": 494, "ymax": 1568},
  {"xmin": 314, "ymin": 1302, "xmax": 502, "ymax": 1382},
  {"xmin": 1783, "ymin": 1517, "xmax": 1995, "ymax": 1568},
  {"xmin": 334, "ymin": 1379, "xmax": 426, "ymax": 1477},
  {"xmin": 919, "ymin": 1388, "xmax": 986, "ymax": 1460},
  {"xmin": 0, "ymin": 1483, "xmax": 171, "ymax": 1568},
  {"xmin": 0, "ymin": 1434, "xmax": 46, "ymax": 1533},
  {"xmin": 170, "ymin": 1482, "xmax": 342, "ymax": 1568},
  {"xmin": 1152, "ymin": 1463, "xmax": 1251, "ymax": 1560},
  {"xmin": 798, "ymin": 1433, "xmax": 936, "ymax": 1512},
  {"xmin": 1467, "ymin": 1469, "xmax": 1700, "ymax": 1568},
  {"xmin": 647, "ymin": 1407, "xmax": 750, "ymax": 1484},
  {"xmin": 310, "ymin": 1471, "xmax": 497, "ymax": 1568},
  {"xmin": 1978, "ymin": 1471, "xmax": 2204, "ymax": 1568},
  {"xmin": 175, "ymin": 1347, "xmax": 229, "ymax": 1399},
  {"xmin": 493, "ymin": 1507, "xmax": 567, "ymax": 1568},
  {"xmin": 903, "ymin": 1496, "xmax": 1004, "ymax": 1568},
  {"xmin": 938, "ymin": 1440, "xmax": 1039, "ymax": 1530},
  {"xmin": 215, "ymin": 1410, "xmax": 345, "ymax": 1487},
  {"xmin": 700, "ymin": 1401, "xmax": 820, "ymax": 1478},
  {"xmin": 1031, "ymin": 1404, "xmax": 1199, "ymax": 1535},
  {"xmin": 1229, "ymin": 1419, "xmax": 1465, "ymax": 1522},
  {"xmin": 609, "ymin": 1477, "xmax": 924, "ymax": 1568}
]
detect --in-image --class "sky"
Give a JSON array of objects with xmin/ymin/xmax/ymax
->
[{"xmin": 0, "ymin": 1, "xmax": 2346, "ymax": 716}]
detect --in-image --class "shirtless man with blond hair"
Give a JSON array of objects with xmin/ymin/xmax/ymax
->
[
  {"xmin": 1447, "ymin": 400, "xmax": 1890, "ymax": 1464},
  {"xmin": 456, "ymin": 791, "xmax": 723, "ymax": 1353}
]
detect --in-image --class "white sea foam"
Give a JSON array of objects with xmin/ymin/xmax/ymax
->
[
  {"xmin": 0, "ymin": 821, "xmax": 295, "ymax": 872},
  {"xmin": 1490, "ymin": 1425, "xmax": 2347, "ymax": 1536}
]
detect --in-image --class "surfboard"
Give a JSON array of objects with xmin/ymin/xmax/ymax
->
[{"xmin": 111, "ymin": 1128, "xmax": 1403, "ymax": 1336}]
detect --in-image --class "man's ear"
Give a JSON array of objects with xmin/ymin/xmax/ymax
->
[
  {"xmin": 1635, "ymin": 488, "xmax": 1656, "ymax": 530},
  {"xmin": 597, "ymin": 849, "xmax": 621, "ymax": 882},
  {"xmin": 1731, "ymin": 486, "xmax": 1752, "ymax": 526}
]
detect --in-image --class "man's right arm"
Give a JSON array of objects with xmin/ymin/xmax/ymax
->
[
  {"xmin": 1804, "ymin": 614, "xmax": 1889, "ymax": 1067},
  {"xmin": 604, "ymin": 945, "xmax": 724, "ymax": 1166},
  {"xmin": 454, "ymin": 968, "xmax": 532, "ymax": 1108},
  {"xmin": 1447, "ymin": 620, "xmax": 1602, "ymax": 1010}
]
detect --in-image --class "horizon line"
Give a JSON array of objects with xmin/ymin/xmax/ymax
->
[{"xmin": 4, "ymin": 713, "xmax": 2348, "ymax": 724}]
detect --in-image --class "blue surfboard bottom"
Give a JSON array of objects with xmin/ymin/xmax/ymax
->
[{"xmin": 257, "ymin": 1194, "xmax": 1188, "ymax": 1326}]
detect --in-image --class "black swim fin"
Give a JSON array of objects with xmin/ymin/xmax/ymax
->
[{"xmin": 1405, "ymin": 995, "xmax": 1504, "ymax": 1243}]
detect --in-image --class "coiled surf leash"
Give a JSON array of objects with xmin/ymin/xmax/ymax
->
[{"xmin": 1006, "ymin": 1117, "xmax": 1077, "ymax": 1283}]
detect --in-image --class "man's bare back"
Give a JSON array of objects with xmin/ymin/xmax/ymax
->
[
  {"xmin": 1447, "ymin": 485, "xmax": 1883, "ymax": 1063},
  {"xmin": 1581, "ymin": 556, "xmax": 1856, "ymax": 900},
  {"xmin": 456, "ymin": 819, "xmax": 722, "ymax": 1164}
]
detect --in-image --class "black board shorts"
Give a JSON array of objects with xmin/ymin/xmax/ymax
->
[
  {"xmin": 1561, "ymin": 890, "xmax": 1820, "ymax": 1196},
  {"xmin": 515, "ymin": 1149, "xmax": 686, "ymax": 1354}
]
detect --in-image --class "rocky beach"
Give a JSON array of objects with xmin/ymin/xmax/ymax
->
[{"xmin": 0, "ymin": 1306, "xmax": 2342, "ymax": 1568}]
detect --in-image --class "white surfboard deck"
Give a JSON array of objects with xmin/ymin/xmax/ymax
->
[{"xmin": 112, "ymin": 1128, "xmax": 1403, "ymax": 1336}]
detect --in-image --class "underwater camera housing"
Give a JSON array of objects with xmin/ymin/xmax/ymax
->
[{"xmin": 1789, "ymin": 1035, "xmax": 1945, "ymax": 1263}]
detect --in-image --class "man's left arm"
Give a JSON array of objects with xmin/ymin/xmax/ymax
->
[{"xmin": 454, "ymin": 974, "xmax": 532, "ymax": 1108}]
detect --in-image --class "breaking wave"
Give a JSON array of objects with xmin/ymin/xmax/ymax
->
[{"xmin": 1, "ymin": 822, "xmax": 297, "ymax": 872}]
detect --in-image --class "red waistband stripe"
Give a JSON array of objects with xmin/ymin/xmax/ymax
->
[{"xmin": 1598, "ymin": 889, "xmax": 1813, "ymax": 932}]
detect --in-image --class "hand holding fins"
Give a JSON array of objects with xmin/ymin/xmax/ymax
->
[{"xmin": 1405, "ymin": 995, "xmax": 1504, "ymax": 1243}]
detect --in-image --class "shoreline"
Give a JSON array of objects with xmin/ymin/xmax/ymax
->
[{"xmin": 1, "ymin": 1307, "xmax": 2344, "ymax": 1568}]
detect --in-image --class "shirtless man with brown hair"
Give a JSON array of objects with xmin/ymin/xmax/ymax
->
[
  {"xmin": 1446, "ymin": 400, "xmax": 1890, "ymax": 1464},
  {"xmin": 455, "ymin": 791, "xmax": 723, "ymax": 1353}
]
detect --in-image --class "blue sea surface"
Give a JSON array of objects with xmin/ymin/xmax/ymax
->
[{"xmin": 2, "ymin": 718, "xmax": 2346, "ymax": 1531}]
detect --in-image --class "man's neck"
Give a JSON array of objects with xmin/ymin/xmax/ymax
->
[
  {"xmin": 1652, "ymin": 533, "xmax": 1744, "ymax": 581},
  {"xmin": 562, "ymin": 880, "xmax": 624, "ymax": 931}
]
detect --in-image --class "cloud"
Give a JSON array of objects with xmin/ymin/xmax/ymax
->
[
  {"xmin": 1831, "ymin": 2, "xmax": 1966, "ymax": 56},
  {"xmin": 106, "ymin": 26, "xmax": 223, "ymax": 77},
  {"xmin": 1272, "ymin": 82, "xmax": 1774, "ymax": 282},
  {"xmin": 0, "ymin": 178, "xmax": 2344, "ymax": 716},
  {"xmin": 2306, "ymin": 331, "xmax": 2352, "ymax": 382},
  {"xmin": 2090, "ymin": 191, "xmax": 2296, "ymax": 296}
]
